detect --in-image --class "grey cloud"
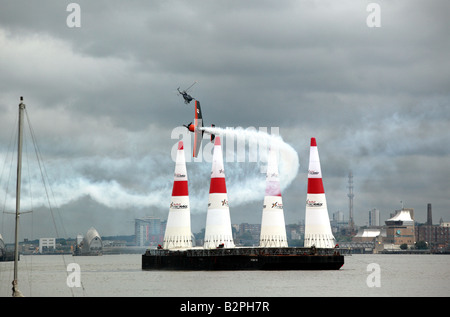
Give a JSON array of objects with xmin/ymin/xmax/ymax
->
[{"xmin": 0, "ymin": 0, "xmax": 449, "ymax": 237}]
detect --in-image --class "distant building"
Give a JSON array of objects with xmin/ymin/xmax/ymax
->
[
  {"xmin": 289, "ymin": 228, "xmax": 302, "ymax": 240},
  {"xmin": 76, "ymin": 234, "xmax": 83, "ymax": 245},
  {"xmin": 287, "ymin": 223, "xmax": 303, "ymax": 241},
  {"xmin": 333, "ymin": 210, "xmax": 344, "ymax": 222},
  {"xmin": 39, "ymin": 238, "xmax": 56, "ymax": 253},
  {"xmin": 369, "ymin": 209, "xmax": 380, "ymax": 227},
  {"xmin": 73, "ymin": 227, "xmax": 103, "ymax": 256},
  {"xmin": 416, "ymin": 206, "xmax": 450, "ymax": 249},
  {"xmin": 416, "ymin": 223, "xmax": 450, "ymax": 248},
  {"xmin": 237, "ymin": 223, "xmax": 261, "ymax": 245},
  {"xmin": 239, "ymin": 223, "xmax": 260, "ymax": 235},
  {"xmin": 353, "ymin": 228, "xmax": 386, "ymax": 243},
  {"xmin": 135, "ymin": 217, "xmax": 164, "ymax": 247},
  {"xmin": 384, "ymin": 209, "xmax": 415, "ymax": 247},
  {"xmin": 330, "ymin": 211, "xmax": 348, "ymax": 233}
]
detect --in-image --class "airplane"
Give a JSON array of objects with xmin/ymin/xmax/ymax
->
[
  {"xmin": 183, "ymin": 99, "xmax": 215, "ymax": 157},
  {"xmin": 177, "ymin": 81, "xmax": 197, "ymax": 104}
]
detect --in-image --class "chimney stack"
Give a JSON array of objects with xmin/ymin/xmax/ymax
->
[{"xmin": 427, "ymin": 203, "xmax": 432, "ymax": 225}]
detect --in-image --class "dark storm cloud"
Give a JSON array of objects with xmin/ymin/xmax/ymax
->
[{"xmin": 0, "ymin": 0, "xmax": 449, "ymax": 237}]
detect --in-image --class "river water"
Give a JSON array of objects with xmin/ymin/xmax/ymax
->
[{"xmin": 1, "ymin": 253, "xmax": 449, "ymax": 297}]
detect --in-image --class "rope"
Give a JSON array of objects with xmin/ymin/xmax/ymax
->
[{"xmin": 24, "ymin": 108, "xmax": 86, "ymax": 297}]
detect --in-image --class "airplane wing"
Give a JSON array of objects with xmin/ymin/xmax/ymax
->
[{"xmin": 193, "ymin": 100, "xmax": 204, "ymax": 157}]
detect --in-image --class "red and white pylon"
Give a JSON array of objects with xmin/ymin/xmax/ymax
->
[
  {"xmin": 203, "ymin": 136, "xmax": 235, "ymax": 249},
  {"xmin": 163, "ymin": 141, "xmax": 192, "ymax": 249},
  {"xmin": 259, "ymin": 146, "xmax": 288, "ymax": 247},
  {"xmin": 304, "ymin": 138, "xmax": 336, "ymax": 248}
]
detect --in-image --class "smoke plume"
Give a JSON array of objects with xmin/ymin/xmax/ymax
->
[{"xmin": 1, "ymin": 127, "xmax": 299, "ymax": 215}]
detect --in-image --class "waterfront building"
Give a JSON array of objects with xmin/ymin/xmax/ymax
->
[
  {"xmin": 384, "ymin": 209, "xmax": 415, "ymax": 247},
  {"xmin": 39, "ymin": 238, "xmax": 56, "ymax": 253},
  {"xmin": 74, "ymin": 227, "xmax": 103, "ymax": 255},
  {"xmin": 135, "ymin": 217, "xmax": 163, "ymax": 247},
  {"xmin": 416, "ymin": 223, "xmax": 450, "ymax": 248},
  {"xmin": 415, "ymin": 204, "xmax": 450, "ymax": 249},
  {"xmin": 353, "ymin": 228, "xmax": 386, "ymax": 243},
  {"xmin": 330, "ymin": 210, "xmax": 349, "ymax": 233}
]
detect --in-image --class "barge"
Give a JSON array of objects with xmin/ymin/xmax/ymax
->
[{"xmin": 142, "ymin": 247, "xmax": 345, "ymax": 270}]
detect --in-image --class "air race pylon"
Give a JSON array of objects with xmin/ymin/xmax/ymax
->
[
  {"xmin": 304, "ymin": 138, "xmax": 336, "ymax": 248},
  {"xmin": 259, "ymin": 146, "xmax": 288, "ymax": 247},
  {"xmin": 163, "ymin": 141, "xmax": 192, "ymax": 249},
  {"xmin": 203, "ymin": 136, "xmax": 235, "ymax": 249}
]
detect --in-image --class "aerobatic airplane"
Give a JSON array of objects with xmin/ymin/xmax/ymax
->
[{"xmin": 183, "ymin": 99, "xmax": 215, "ymax": 158}]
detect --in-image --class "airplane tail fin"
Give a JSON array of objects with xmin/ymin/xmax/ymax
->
[
  {"xmin": 210, "ymin": 124, "xmax": 215, "ymax": 142},
  {"xmin": 193, "ymin": 100, "xmax": 203, "ymax": 158}
]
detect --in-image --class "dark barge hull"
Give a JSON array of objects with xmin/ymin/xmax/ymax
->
[
  {"xmin": 142, "ymin": 247, "xmax": 345, "ymax": 270},
  {"xmin": 0, "ymin": 251, "xmax": 17, "ymax": 262}
]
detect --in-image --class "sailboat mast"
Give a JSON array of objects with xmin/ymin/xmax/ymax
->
[{"xmin": 13, "ymin": 97, "xmax": 25, "ymax": 291}]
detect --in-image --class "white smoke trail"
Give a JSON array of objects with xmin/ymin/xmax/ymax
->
[
  {"xmin": 200, "ymin": 126, "xmax": 300, "ymax": 207},
  {"xmin": 0, "ymin": 157, "xmax": 171, "ymax": 212},
  {"xmin": 0, "ymin": 127, "xmax": 299, "ymax": 214}
]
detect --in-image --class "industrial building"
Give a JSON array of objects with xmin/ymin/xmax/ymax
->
[
  {"xmin": 348, "ymin": 208, "xmax": 415, "ymax": 252},
  {"xmin": 416, "ymin": 222, "xmax": 450, "ymax": 249},
  {"xmin": 415, "ymin": 204, "xmax": 450, "ymax": 250},
  {"xmin": 348, "ymin": 203, "xmax": 449, "ymax": 253}
]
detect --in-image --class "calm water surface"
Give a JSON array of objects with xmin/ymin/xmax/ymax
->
[{"xmin": 1, "ymin": 253, "xmax": 449, "ymax": 297}]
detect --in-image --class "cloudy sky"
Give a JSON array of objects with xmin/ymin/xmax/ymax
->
[{"xmin": 0, "ymin": 0, "xmax": 449, "ymax": 240}]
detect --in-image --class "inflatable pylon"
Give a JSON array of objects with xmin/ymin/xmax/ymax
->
[
  {"xmin": 163, "ymin": 141, "xmax": 192, "ymax": 249},
  {"xmin": 203, "ymin": 137, "xmax": 235, "ymax": 249},
  {"xmin": 259, "ymin": 146, "xmax": 288, "ymax": 247},
  {"xmin": 304, "ymin": 138, "xmax": 336, "ymax": 248}
]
